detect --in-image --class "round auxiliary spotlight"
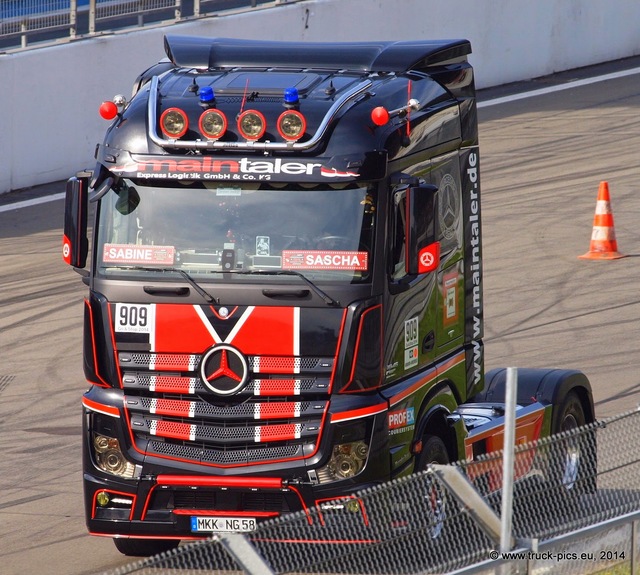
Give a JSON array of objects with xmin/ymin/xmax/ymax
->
[
  {"xmin": 237, "ymin": 110, "xmax": 266, "ymax": 141},
  {"xmin": 199, "ymin": 109, "xmax": 228, "ymax": 140},
  {"xmin": 160, "ymin": 107, "xmax": 188, "ymax": 138},
  {"xmin": 277, "ymin": 110, "xmax": 306, "ymax": 141}
]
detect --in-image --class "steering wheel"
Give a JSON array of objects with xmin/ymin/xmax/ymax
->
[{"xmin": 315, "ymin": 235, "xmax": 354, "ymax": 250}]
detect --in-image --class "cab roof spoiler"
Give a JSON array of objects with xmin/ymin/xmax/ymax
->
[{"xmin": 163, "ymin": 35, "xmax": 471, "ymax": 73}]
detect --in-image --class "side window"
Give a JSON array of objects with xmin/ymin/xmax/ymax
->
[{"xmin": 390, "ymin": 188, "xmax": 407, "ymax": 280}]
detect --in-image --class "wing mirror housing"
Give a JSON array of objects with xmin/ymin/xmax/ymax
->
[{"xmin": 62, "ymin": 175, "xmax": 89, "ymax": 274}]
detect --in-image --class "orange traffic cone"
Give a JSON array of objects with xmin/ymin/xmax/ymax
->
[{"xmin": 578, "ymin": 181, "xmax": 625, "ymax": 260}]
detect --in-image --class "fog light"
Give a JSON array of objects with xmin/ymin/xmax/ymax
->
[
  {"xmin": 96, "ymin": 491, "xmax": 110, "ymax": 507},
  {"xmin": 346, "ymin": 499, "xmax": 361, "ymax": 513}
]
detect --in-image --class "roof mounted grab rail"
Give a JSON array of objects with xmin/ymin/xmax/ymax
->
[{"xmin": 147, "ymin": 75, "xmax": 374, "ymax": 152}]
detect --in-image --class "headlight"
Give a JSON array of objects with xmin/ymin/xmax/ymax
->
[
  {"xmin": 315, "ymin": 440, "xmax": 370, "ymax": 484},
  {"xmin": 92, "ymin": 433, "xmax": 138, "ymax": 479},
  {"xmin": 160, "ymin": 107, "xmax": 188, "ymax": 138}
]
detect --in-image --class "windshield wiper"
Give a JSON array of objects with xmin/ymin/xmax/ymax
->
[
  {"xmin": 229, "ymin": 269, "xmax": 341, "ymax": 307},
  {"xmin": 118, "ymin": 266, "xmax": 338, "ymax": 307},
  {"xmin": 124, "ymin": 266, "xmax": 218, "ymax": 304}
]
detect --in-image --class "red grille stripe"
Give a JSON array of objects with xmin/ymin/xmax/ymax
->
[
  {"xmin": 151, "ymin": 398, "xmax": 195, "ymax": 418},
  {"xmin": 255, "ymin": 402, "xmax": 301, "ymax": 419},
  {"xmin": 254, "ymin": 379, "xmax": 301, "ymax": 396},
  {"xmin": 151, "ymin": 420, "xmax": 196, "ymax": 441},
  {"xmin": 151, "ymin": 354, "xmax": 199, "ymax": 371},
  {"xmin": 255, "ymin": 423, "xmax": 302, "ymax": 442},
  {"xmin": 151, "ymin": 376, "xmax": 198, "ymax": 394},
  {"xmin": 253, "ymin": 357, "xmax": 299, "ymax": 374}
]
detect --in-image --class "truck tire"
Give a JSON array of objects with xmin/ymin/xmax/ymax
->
[
  {"xmin": 415, "ymin": 435, "xmax": 450, "ymax": 539},
  {"xmin": 550, "ymin": 390, "xmax": 594, "ymax": 495},
  {"xmin": 113, "ymin": 537, "xmax": 180, "ymax": 557},
  {"xmin": 416, "ymin": 435, "xmax": 450, "ymax": 469}
]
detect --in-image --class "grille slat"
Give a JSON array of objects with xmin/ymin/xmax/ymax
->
[
  {"xmin": 126, "ymin": 396, "xmax": 326, "ymax": 421},
  {"xmin": 172, "ymin": 489, "xmax": 290, "ymax": 513}
]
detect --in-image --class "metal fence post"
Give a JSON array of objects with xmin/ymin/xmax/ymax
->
[
  {"xmin": 500, "ymin": 367, "xmax": 517, "ymax": 555},
  {"xmin": 218, "ymin": 533, "xmax": 275, "ymax": 575},
  {"xmin": 21, "ymin": 21, "xmax": 27, "ymax": 49},
  {"xmin": 89, "ymin": 0, "xmax": 96, "ymax": 34},
  {"xmin": 632, "ymin": 519, "xmax": 638, "ymax": 575},
  {"xmin": 70, "ymin": 0, "xmax": 77, "ymax": 38}
]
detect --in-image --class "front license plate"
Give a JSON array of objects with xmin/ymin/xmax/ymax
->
[{"xmin": 191, "ymin": 516, "xmax": 257, "ymax": 533}]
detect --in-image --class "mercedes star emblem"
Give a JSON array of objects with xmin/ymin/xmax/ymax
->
[{"xmin": 199, "ymin": 344, "xmax": 249, "ymax": 396}]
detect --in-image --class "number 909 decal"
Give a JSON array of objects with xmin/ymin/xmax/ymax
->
[{"xmin": 115, "ymin": 303, "xmax": 155, "ymax": 333}]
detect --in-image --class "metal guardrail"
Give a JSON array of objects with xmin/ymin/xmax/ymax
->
[
  {"xmin": 99, "ymin": 406, "xmax": 640, "ymax": 575},
  {"xmin": 0, "ymin": 1, "xmax": 79, "ymax": 48},
  {"xmin": 88, "ymin": 0, "xmax": 181, "ymax": 34},
  {"xmin": 0, "ymin": 0, "xmax": 290, "ymax": 50}
]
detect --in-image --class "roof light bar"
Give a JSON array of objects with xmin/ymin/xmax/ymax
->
[{"xmin": 147, "ymin": 75, "xmax": 373, "ymax": 151}]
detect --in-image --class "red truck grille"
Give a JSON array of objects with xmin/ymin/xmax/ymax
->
[{"xmin": 120, "ymin": 351, "xmax": 332, "ymax": 467}]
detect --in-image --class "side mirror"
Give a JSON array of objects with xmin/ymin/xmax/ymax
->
[
  {"xmin": 406, "ymin": 184, "xmax": 440, "ymax": 275},
  {"xmin": 62, "ymin": 175, "xmax": 89, "ymax": 269}
]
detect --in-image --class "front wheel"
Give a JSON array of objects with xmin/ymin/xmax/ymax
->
[{"xmin": 113, "ymin": 537, "xmax": 180, "ymax": 557}]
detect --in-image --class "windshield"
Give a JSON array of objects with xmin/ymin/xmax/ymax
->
[{"xmin": 96, "ymin": 179, "xmax": 376, "ymax": 283}]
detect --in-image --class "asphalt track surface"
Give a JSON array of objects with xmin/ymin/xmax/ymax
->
[{"xmin": 2, "ymin": 57, "xmax": 640, "ymax": 575}]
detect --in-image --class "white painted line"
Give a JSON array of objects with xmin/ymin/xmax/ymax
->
[
  {"xmin": 1, "ymin": 65, "xmax": 639, "ymax": 213},
  {"xmin": 478, "ymin": 66, "xmax": 640, "ymax": 108},
  {"xmin": 0, "ymin": 192, "xmax": 65, "ymax": 214}
]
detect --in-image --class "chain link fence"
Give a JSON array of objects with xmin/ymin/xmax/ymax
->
[{"xmin": 97, "ymin": 407, "xmax": 640, "ymax": 575}]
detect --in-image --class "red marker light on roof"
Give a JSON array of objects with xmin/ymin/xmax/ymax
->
[
  {"xmin": 371, "ymin": 106, "xmax": 389, "ymax": 126},
  {"xmin": 99, "ymin": 101, "xmax": 118, "ymax": 120}
]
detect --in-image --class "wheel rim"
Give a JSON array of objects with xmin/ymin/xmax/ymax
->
[
  {"xmin": 561, "ymin": 413, "xmax": 580, "ymax": 490},
  {"xmin": 425, "ymin": 479, "xmax": 446, "ymax": 538}
]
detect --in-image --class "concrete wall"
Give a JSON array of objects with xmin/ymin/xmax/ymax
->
[{"xmin": 2, "ymin": 0, "xmax": 639, "ymax": 194}]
